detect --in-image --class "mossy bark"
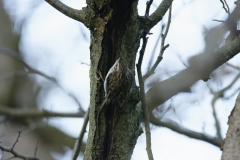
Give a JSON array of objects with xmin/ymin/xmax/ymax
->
[{"xmin": 84, "ymin": 0, "xmax": 144, "ymax": 159}]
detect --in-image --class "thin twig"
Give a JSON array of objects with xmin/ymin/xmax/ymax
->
[
  {"xmin": 211, "ymin": 100, "xmax": 223, "ymax": 141},
  {"xmin": 136, "ymin": 36, "xmax": 154, "ymax": 160},
  {"xmin": 212, "ymin": 19, "xmax": 225, "ymax": 23},
  {"xmin": 208, "ymin": 73, "xmax": 240, "ymax": 141},
  {"xmin": 146, "ymin": 35, "xmax": 240, "ymax": 112},
  {"xmin": 219, "ymin": 0, "xmax": 230, "ymax": 14},
  {"xmin": 223, "ymin": 0, "xmax": 230, "ymax": 13},
  {"xmin": 159, "ymin": 6, "xmax": 172, "ymax": 57},
  {"xmin": 172, "ymin": 50, "xmax": 188, "ymax": 67},
  {"xmin": 0, "ymin": 131, "xmax": 40, "ymax": 160},
  {"xmin": 11, "ymin": 131, "xmax": 22, "ymax": 151},
  {"xmin": 209, "ymin": 73, "xmax": 240, "ymax": 97},
  {"xmin": 226, "ymin": 62, "xmax": 240, "ymax": 70},
  {"xmin": 79, "ymin": 60, "xmax": 90, "ymax": 66},
  {"xmin": 147, "ymin": 24, "xmax": 165, "ymax": 71},
  {"xmin": 34, "ymin": 140, "xmax": 38, "ymax": 157},
  {"xmin": 145, "ymin": 0, "xmax": 154, "ymax": 16},
  {"xmin": 224, "ymin": 87, "xmax": 240, "ymax": 99},
  {"xmin": 72, "ymin": 109, "xmax": 89, "ymax": 160},
  {"xmin": 143, "ymin": 5, "xmax": 172, "ymax": 81}
]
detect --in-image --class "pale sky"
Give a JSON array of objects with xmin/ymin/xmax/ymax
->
[{"xmin": 2, "ymin": 0, "xmax": 240, "ymax": 159}]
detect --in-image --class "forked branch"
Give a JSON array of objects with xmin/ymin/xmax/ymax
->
[
  {"xmin": 149, "ymin": 0, "xmax": 173, "ymax": 29},
  {"xmin": 146, "ymin": 35, "xmax": 240, "ymax": 112},
  {"xmin": 0, "ymin": 131, "xmax": 40, "ymax": 160},
  {"xmin": 149, "ymin": 113, "xmax": 222, "ymax": 147},
  {"xmin": 143, "ymin": 5, "xmax": 172, "ymax": 81},
  {"xmin": 219, "ymin": 0, "xmax": 230, "ymax": 14},
  {"xmin": 208, "ymin": 73, "xmax": 240, "ymax": 141}
]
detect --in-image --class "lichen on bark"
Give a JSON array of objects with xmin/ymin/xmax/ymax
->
[{"xmin": 84, "ymin": 0, "xmax": 143, "ymax": 159}]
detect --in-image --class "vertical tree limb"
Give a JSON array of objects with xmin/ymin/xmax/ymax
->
[
  {"xmin": 143, "ymin": 5, "xmax": 172, "ymax": 81},
  {"xmin": 221, "ymin": 94, "xmax": 240, "ymax": 160},
  {"xmin": 72, "ymin": 109, "xmax": 89, "ymax": 160},
  {"xmin": 137, "ymin": 36, "xmax": 154, "ymax": 160}
]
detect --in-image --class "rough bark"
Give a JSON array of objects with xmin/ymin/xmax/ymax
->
[
  {"xmin": 84, "ymin": 0, "xmax": 143, "ymax": 159},
  {"xmin": 44, "ymin": 0, "xmax": 240, "ymax": 159},
  {"xmin": 83, "ymin": 0, "xmax": 239, "ymax": 159},
  {"xmin": 221, "ymin": 94, "xmax": 240, "ymax": 160}
]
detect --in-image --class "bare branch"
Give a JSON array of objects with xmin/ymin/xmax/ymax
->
[
  {"xmin": 223, "ymin": 0, "xmax": 230, "ymax": 13},
  {"xmin": 45, "ymin": 0, "xmax": 92, "ymax": 27},
  {"xmin": 213, "ymin": 19, "xmax": 225, "ymax": 23},
  {"xmin": 224, "ymin": 87, "xmax": 240, "ymax": 99},
  {"xmin": 136, "ymin": 35, "xmax": 154, "ymax": 160},
  {"xmin": 34, "ymin": 140, "xmax": 38, "ymax": 157},
  {"xmin": 145, "ymin": 0, "xmax": 153, "ymax": 16},
  {"xmin": 158, "ymin": 5, "xmax": 171, "ymax": 58},
  {"xmin": 0, "ymin": 131, "xmax": 41, "ymax": 160},
  {"xmin": 211, "ymin": 99, "xmax": 223, "ymax": 141},
  {"xmin": 72, "ymin": 109, "xmax": 89, "ymax": 160},
  {"xmin": 149, "ymin": 113, "xmax": 222, "ymax": 148},
  {"xmin": 0, "ymin": 47, "xmax": 84, "ymax": 111},
  {"xmin": 0, "ymin": 106, "xmax": 84, "ymax": 118},
  {"xmin": 219, "ymin": 0, "xmax": 230, "ymax": 14},
  {"xmin": 146, "ymin": 35, "xmax": 240, "ymax": 112},
  {"xmin": 209, "ymin": 73, "xmax": 240, "ymax": 98},
  {"xmin": 208, "ymin": 73, "xmax": 240, "ymax": 141},
  {"xmin": 146, "ymin": 24, "xmax": 164, "ymax": 71},
  {"xmin": 226, "ymin": 62, "xmax": 240, "ymax": 70},
  {"xmin": 143, "ymin": 5, "xmax": 172, "ymax": 81},
  {"xmin": 79, "ymin": 60, "xmax": 90, "ymax": 66},
  {"xmin": 12, "ymin": 131, "xmax": 21, "ymax": 151},
  {"xmin": 149, "ymin": 0, "xmax": 173, "ymax": 29}
]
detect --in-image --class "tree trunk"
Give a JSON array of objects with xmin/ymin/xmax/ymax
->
[
  {"xmin": 44, "ymin": 0, "xmax": 240, "ymax": 159},
  {"xmin": 84, "ymin": 0, "xmax": 144, "ymax": 159},
  {"xmin": 221, "ymin": 94, "xmax": 240, "ymax": 160}
]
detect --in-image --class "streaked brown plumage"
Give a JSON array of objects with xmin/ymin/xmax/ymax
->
[
  {"xmin": 104, "ymin": 57, "xmax": 133, "ymax": 106},
  {"xmin": 96, "ymin": 58, "xmax": 133, "ymax": 130}
]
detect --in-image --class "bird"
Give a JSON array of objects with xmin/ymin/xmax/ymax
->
[
  {"xmin": 104, "ymin": 57, "xmax": 133, "ymax": 106},
  {"xmin": 96, "ymin": 57, "xmax": 133, "ymax": 132}
]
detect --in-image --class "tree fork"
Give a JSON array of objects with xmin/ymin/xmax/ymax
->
[
  {"xmin": 45, "ymin": 0, "xmax": 174, "ymax": 159},
  {"xmin": 85, "ymin": 0, "xmax": 143, "ymax": 159}
]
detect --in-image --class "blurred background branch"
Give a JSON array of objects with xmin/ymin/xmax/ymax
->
[
  {"xmin": 149, "ymin": 112, "xmax": 222, "ymax": 147},
  {"xmin": 0, "ymin": 106, "xmax": 84, "ymax": 119},
  {"xmin": 0, "ymin": 0, "xmax": 239, "ymax": 159}
]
